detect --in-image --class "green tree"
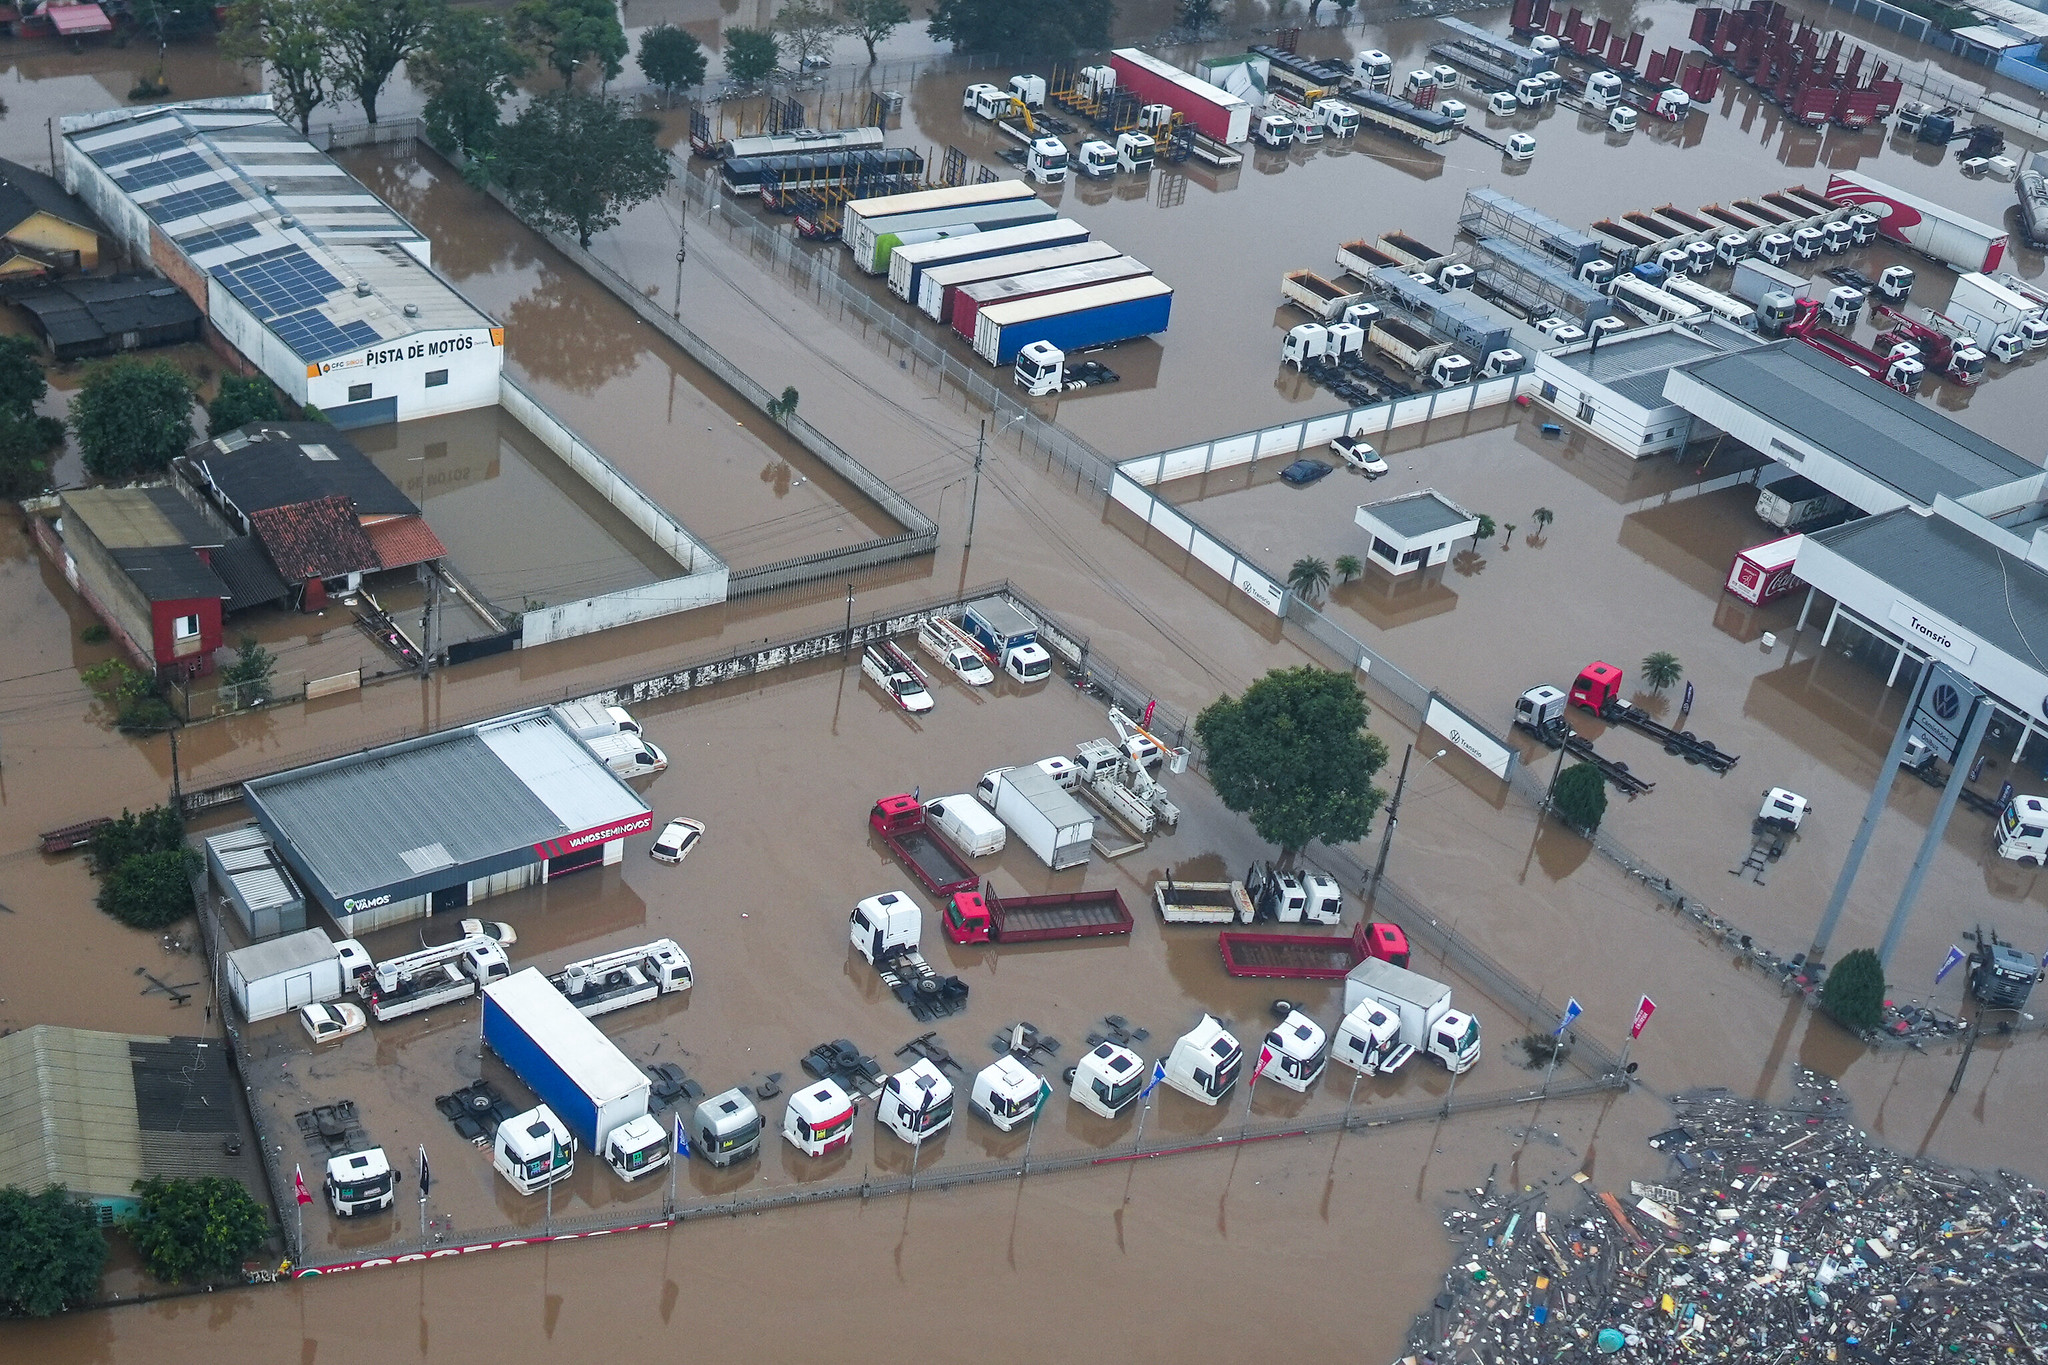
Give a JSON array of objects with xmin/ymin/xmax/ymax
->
[
  {"xmin": 88, "ymin": 804, "xmax": 185, "ymax": 877},
  {"xmin": 1471, "ymin": 512, "xmax": 1495, "ymax": 548},
  {"xmin": 81, "ymin": 658, "xmax": 177, "ymax": 732},
  {"xmin": 70, "ymin": 357, "xmax": 195, "ymax": 481},
  {"xmin": 514, "ymin": 0, "xmax": 627, "ymax": 87},
  {"xmin": 776, "ymin": 0, "xmax": 837, "ymax": 70},
  {"xmin": 1287, "ymin": 555, "xmax": 1331, "ymax": 601},
  {"xmin": 1550, "ymin": 761, "xmax": 1608, "ymax": 833},
  {"xmin": 222, "ymin": 0, "xmax": 330, "ymax": 136},
  {"xmin": 0, "ymin": 1185, "xmax": 109, "ymax": 1317},
  {"xmin": 1196, "ymin": 666, "xmax": 1388, "ymax": 856},
  {"xmin": 1639, "ymin": 651, "xmax": 1683, "ymax": 693},
  {"xmin": 0, "ymin": 333, "xmax": 48, "ymax": 416},
  {"xmin": 1178, "ymin": 0, "xmax": 1220, "ymax": 27},
  {"xmin": 97, "ymin": 847, "xmax": 200, "ymax": 930},
  {"xmin": 206, "ymin": 374, "xmax": 282, "ymax": 437},
  {"xmin": 415, "ymin": 7, "xmax": 532, "ymax": 159},
  {"xmin": 765, "ymin": 385, "xmax": 800, "ymax": 421},
  {"xmin": 724, "ymin": 26, "xmax": 781, "ymax": 83},
  {"xmin": 927, "ymin": 0, "xmax": 1114, "ymax": 55},
  {"xmin": 636, "ymin": 23, "xmax": 706, "ymax": 103},
  {"xmin": 1531, "ymin": 506, "xmax": 1554, "ymax": 538},
  {"xmin": 1501, "ymin": 521, "xmax": 1517, "ymax": 550},
  {"xmin": 124, "ymin": 1177, "xmax": 267, "ymax": 1284},
  {"xmin": 1334, "ymin": 553, "xmax": 1362, "ymax": 583},
  {"xmin": 220, "ymin": 632, "xmax": 278, "ymax": 705},
  {"xmin": 1821, "ymin": 948, "xmax": 1887, "ymax": 1032},
  {"xmin": 328, "ymin": 0, "xmax": 444, "ymax": 124},
  {"xmin": 840, "ymin": 0, "xmax": 909, "ymax": 62},
  {"xmin": 0, "ymin": 407, "xmax": 64, "ymax": 498},
  {"xmin": 499, "ymin": 93, "xmax": 672, "ymax": 248}
]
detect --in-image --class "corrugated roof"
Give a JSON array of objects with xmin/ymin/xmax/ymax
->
[
  {"xmin": 0, "ymin": 155, "xmax": 99, "ymax": 236},
  {"xmin": 63, "ymin": 485, "xmax": 219, "ymax": 550},
  {"xmin": 1556, "ymin": 322, "xmax": 1753, "ymax": 381},
  {"xmin": 484, "ymin": 709, "xmax": 653, "ymax": 835},
  {"xmin": 208, "ymin": 535, "xmax": 290, "ymax": 607},
  {"xmin": 1674, "ymin": 342, "xmax": 2039, "ymax": 504},
  {"xmin": 248, "ymin": 494, "xmax": 378, "ymax": 580},
  {"xmin": 109, "ymin": 544, "xmax": 229, "ymax": 602},
  {"xmin": 1808, "ymin": 510, "xmax": 2048, "ymax": 672},
  {"xmin": 0, "ymin": 1026, "xmax": 140, "ymax": 1198}
]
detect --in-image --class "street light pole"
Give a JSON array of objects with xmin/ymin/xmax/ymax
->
[{"xmin": 1370, "ymin": 745, "xmax": 1445, "ymax": 889}]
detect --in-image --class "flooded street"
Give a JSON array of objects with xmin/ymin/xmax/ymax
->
[{"xmin": 4, "ymin": 0, "xmax": 2048, "ymax": 1358}]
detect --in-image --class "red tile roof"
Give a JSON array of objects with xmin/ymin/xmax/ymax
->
[
  {"xmin": 362, "ymin": 516, "xmax": 448, "ymax": 571},
  {"xmin": 247, "ymin": 495, "xmax": 378, "ymax": 582}
]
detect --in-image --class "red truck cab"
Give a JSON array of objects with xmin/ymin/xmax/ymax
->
[
  {"xmin": 943, "ymin": 890, "xmax": 990, "ymax": 944},
  {"xmin": 1569, "ymin": 661, "xmax": 1624, "ymax": 713},
  {"xmin": 870, "ymin": 794, "xmax": 923, "ymax": 836},
  {"xmin": 1362, "ymin": 919, "xmax": 1410, "ymax": 968}
]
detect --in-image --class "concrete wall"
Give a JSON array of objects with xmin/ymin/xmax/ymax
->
[
  {"xmin": 1529, "ymin": 355, "xmax": 1694, "ymax": 458},
  {"xmin": 58, "ymin": 501, "xmax": 157, "ymax": 658}
]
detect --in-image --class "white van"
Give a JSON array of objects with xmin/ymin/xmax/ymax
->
[
  {"xmin": 925, "ymin": 793, "xmax": 1006, "ymax": 857},
  {"xmin": 586, "ymin": 732, "xmax": 669, "ymax": 779}
]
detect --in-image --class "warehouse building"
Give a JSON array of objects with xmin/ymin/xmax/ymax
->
[
  {"xmin": 60, "ymin": 96, "xmax": 502, "ymax": 430},
  {"xmin": 244, "ymin": 706, "xmax": 654, "ymax": 936},
  {"xmin": 1531, "ymin": 320, "xmax": 1762, "ymax": 457}
]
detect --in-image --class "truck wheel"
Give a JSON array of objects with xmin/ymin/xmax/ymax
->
[
  {"xmin": 916, "ymin": 977, "xmax": 940, "ymax": 995},
  {"xmin": 1062, "ymin": 1066, "xmax": 1077, "ymax": 1084},
  {"xmin": 469, "ymin": 1092, "xmax": 493, "ymax": 1113}
]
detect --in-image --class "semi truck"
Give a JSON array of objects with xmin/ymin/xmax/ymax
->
[
  {"xmin": 862, "ymin": 642, "xmax": 934, "ymax": 713},
  {"xmin": 1995, "ymin": 794, "xmax": 2048, "ymax": 863},
  {"xmin": 493, "ymin": 1104, "xmax": 575, "ymax": 1196},
  {"xmin": 1282, "ymin": 269, "xmax": 1366, "ymax": 321},
  {"xmin": 1343, "ymin": 958, "xmax": 1480, "ymax": 1073},
  {"xmin": 1154, "ymin": 876, "xmax": 1254, "ymax": 923},
  {"xmin": 1218, "ymin": 918, "xmax": 1412, "ymax": 979},
  {"xmin": 840, "ymin": 180, "xmax": 1040, "ymax": 273},
  {"xmin": 1825, "ymin": 172, "xmax": 2007, "ymax": 274},
  {"xmin": 1257, "ymin": 1010, "xmax": 1328, "ymax": 1092},
  {"xmin": 1755, "ymin": 474, "xmax": 1847, "ymax": 531},
  {"xmin": 850, "ymin": 891, "xmax": 971, "ymax": 1018},
  {"xmin": 783, "ymin": 1078, "xmax": 857, "ymax": 1157},
  {"xmin": 972, "ymin": 276, "xmax": 1174, "ymax": 366},
  {"xmin": 971, "ymin": 1055, "xmax": 1049, "ymax": 1130},
  {"xmin": 963, "ymin": 597, "xmax": 1052, "ymax": 682},
  {"xmin": 1069, "ymin": 1039, "xmax": 1149, "ymax": 1118},
  {"xmin": 950, "ymin": 255, "xmax": 1154, "ymax": 341},
  {"xmin": 347, "ymin": 934, "xmax": 509, "ymax": 1022},
  {"xmin": 918, "ymin": 240, "xmax": 1122, "ymax": 323},
  {"xmin": 975, "ymin": 765, "xmax": 1094, "ymax": 870},
  {"xmin": 481, "ymin": 969, "xmax": 666, "ymax": 1183},
  {"xmin": 886, "ymin": 216, "xmax": 1090, "ymax": 303},
  {"xmin": 863, "ymin": 201, "xmax": 1057, "ymax": 276},
  {"xmin": 547, "ymin": 938, "xmax": 693, "ymax": 1019},
  {"xmin": 1331, "ymin": 998, "xmax": 1414, "ymax": 1074},
  {"xmin": 690, "ymin": 1087, "xmax": 764, "ymax": 1167},
  {"xmin": 324, "ymin": 1147, "xmax": 397, "ymax": 1217},
  {"xmin": 876, "ymin": 1058, "xmax": 955, "ymax": 1144},
  {"xmin": 1109, "ymin": 47, "xmax": 1252, "ymax": 145},
  {"xmin": 1341, "ymin": 87, "xmax": 1463, "ymax": 145},
  {"xmin": 1163, "ymin": 1015, "xmax": 1243, "ymax": 1104},
  {"xmin": 940, "ymin": 884, "xmax": 1134, "ymax": 944},
  {"xmin": 869, "ymin": 794, "xmax": 981, "ymax": 896}
]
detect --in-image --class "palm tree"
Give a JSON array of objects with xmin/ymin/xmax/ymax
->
[
  {"xmin": 1640, "ymin": 651, "xmax": 1684, "ymax": 693},
  {"xmin": 1471, "ymin": 514, "xmax": 1495, "ymax": 549},
  {"xmin": 1531, "ymin": 507, "xmax": 1555, "ymax": 538},
  {"xmin": 1288, "ymin": 556, "xmax": 1332, "ymax": 601},
  {"xmin": 1501, "ymin": 522, "xmax": 1517, "ymax": 550},
  {"xmin": 1334, "ymin": 554, "xmax": 1363, "ymax": 584}
]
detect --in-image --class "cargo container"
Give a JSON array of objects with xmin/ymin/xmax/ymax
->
[
  {"xmin": 886, "ymin": 217, "xmax": 1090, "ymax": 303},
  {"xmin": 917, "ymin": 240, "xmax": 1122, "ymax": 323},
  {"xmin": 1945, "ymin": 272, "xmax": 2044, "ymax": 343},
  {"xmin": 841, "ymin": 180, "xmax": 1039, "ymax": 273},
  {"xmin": 1725, "ymin": 534, "xmax": 1804, "ymax": 605},
  {"xmin": 975, "ymin": 765, "xmax": 1093, "ymax": 870},
  {"xmin": 1109, "ymin": 47, "xmax": 1253, "ymax": 145},
  {"xmin": 860, "ymin": 200, "xmax": 1057, "ymax": 276},
  {"xmin": 972, "ymin": 276, "xmax": 1174, "ymax": 365},
  {"xmin": 1825, "ymin": 172, "xmax": 2007, "ymax": 274},
  {"xmin": 952, "ymin": 255, "xmax": 1153, "ymax": 339}
]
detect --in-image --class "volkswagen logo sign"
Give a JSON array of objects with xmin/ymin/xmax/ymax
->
[{"xmin": 1932, "ymin": 683, "xmax": 1961, "ymax": 720}]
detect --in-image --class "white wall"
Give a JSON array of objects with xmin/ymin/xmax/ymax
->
[
  {"xmin": 1530, "ymin": 351, "xmax": 1694, "ymax": 457},
  {"xmin": 305, "ymin": 326, "xmax": 502, "ymax": 421}
]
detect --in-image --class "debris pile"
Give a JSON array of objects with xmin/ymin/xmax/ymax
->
[{"xmin": 1403, "ymin": 1073, "xmax": 2048, "ymax": 1362}]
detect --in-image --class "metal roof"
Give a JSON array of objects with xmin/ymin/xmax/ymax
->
[
  {"xmin": 62, "ymin": 101, "xmax": 494, "ymax": 364},
  {"xmin": 225, "ymin": 927, "xmax": 333, "ymax": 979},
  {"xmin": 1807, "ymin": 510, "xmax": 2048, "ymax": 673},
  {"xmin": 1361, "ymin": 490, "xmax": 1479, "ymax": 540},
  {"xmin": 208, "ymin": 829, "xmax": 305, "ymax": 915},
  {"xmin": 183, "ymin": 423, "xmax": 418, "ymax": 519},
  {"xmin": 62, "ymin": 485, "xmax": 220, "ymax": 549},
  {"xmin": 1553, "ymin": 321, "xmax": 1760, "ymax": 401},
  {"xmin": 1670, "ymin": 342, "xmax": 2038, "ymax": 504},
  {"xmin": 244, "ymin": 707, "xmax": 648, "ymax": 901}
]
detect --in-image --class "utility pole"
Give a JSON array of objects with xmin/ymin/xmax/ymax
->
[
  {"xmin": 672, "ymin": 218, "xmax": 687, "ymax": 319},
  {"xmin": 418, "ymin": 569, "xmax": 440, "ymax": 678},
  {"xmin": 965, "ymin": 420, "xmax": 986, "ymax": 551},
  {"xmin": 843, "ymin": 583, "xmax": 855, "ymax": 656},
  {"xmin": 168, "ymin": 727, "xmax": 182, "ymax": 806},
  {"xmin": 1371, "ymin": 745, "xmax": 1413, "ymax": 889}
]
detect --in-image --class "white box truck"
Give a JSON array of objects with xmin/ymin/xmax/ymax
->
[
  {"xmin": 554, "ymin": 700, "xmax": 639, "ymax": 739},
  {"xmin": 226, "ymin": 928, "xmax": 345, "ymax": 1022},
  {"xmin": 975, "ymin": 764, "xmax": 1093, "ymax": 869},
  {"xmin": 1343, "ymin": 958, "xmax": 1480, "ymax": 1073}
]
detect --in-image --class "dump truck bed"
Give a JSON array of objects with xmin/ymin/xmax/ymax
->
[{"xmin": 987, "ymin": 888, "xmax": 1134, "ymax": 942}]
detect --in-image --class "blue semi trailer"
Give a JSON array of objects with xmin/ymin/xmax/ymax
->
[{"xmin": 970, "ymin": 276, "xmax": 1174, "ymax": 365}]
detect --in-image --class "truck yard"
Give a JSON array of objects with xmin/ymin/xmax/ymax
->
[{"xmin": 6, "ymin": 0, "xmax": 2048, "ymax": 1359}]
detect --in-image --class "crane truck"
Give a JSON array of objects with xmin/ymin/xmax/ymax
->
[
  {"xmin": 1244, "ymin": 862, "xmax": 1342, "ymax": 923},
  {"xmin": 850, "ymin": 891, "xmax": 971, "ymax": 1019},
  {"xmin": 343, "ymin": 934, "xmax": 509, "ymax": 1022},
  {"xmin": 1344, "ymin": 958, "xmax": 1480, "ymax": 1073},
  {"xmin": 547, "ymin": 939, "xmax": 693, "ymax": 1018},
  {"xmin": 1073, "ymin": 738, "xmax": 1180, "ymax": 833}
]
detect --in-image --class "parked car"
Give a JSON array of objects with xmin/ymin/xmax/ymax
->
[
  {"xmin": 460, "ymin": 919, "xmax": 517, "ymax": 946},
  {"xmin": 300, "ymin": 1002, "xmax": 366, "ymax": 1045},
  {"xmin": 651, "ymin": 817, "xmax": 706, "ymax": 864},
  {"xmin": 1329, "ymin": 436, "xmax": 1388, "ymax": 477},
  {"xmin": 1279, "ymin": 458, "xmax": 1334, "ymax": 486}
]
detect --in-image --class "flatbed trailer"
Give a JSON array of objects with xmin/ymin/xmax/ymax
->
[
  {"xmin": 1218, "ymin": 919, "xmax": 1408, "ymax": 979},
  {"xmin": 1154, "ymin": 877, "xmax": 1253, "ymax": 924},
  {"xmin": 1596, "ymin": 698, "xmax": 1739, "ymax": 773},
  {"xmin": 1513, "ymin": 715, "xmax": 1656, "ymax": 797},
  {"xmin": 987, "ymin": 887, "xmax": 1133, "ymax": 942}
]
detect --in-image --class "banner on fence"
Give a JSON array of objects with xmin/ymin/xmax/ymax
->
[{"xmin": 1424, "ymin": 695, "xmax": 1516, "ymax": 779}]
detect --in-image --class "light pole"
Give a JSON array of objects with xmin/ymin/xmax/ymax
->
[{"xmin": 1371, "ymin": 746, "xmax": 1446, "ymax": 890}]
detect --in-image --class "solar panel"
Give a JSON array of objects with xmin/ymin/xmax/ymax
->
[
  {"xmin": 147, "ymin": 180, "xmax": 245, "ymax": 223},
  {"xmin": 88, "ymin": 129, "xmax": 185, "ymax": 168},
  {"xmin": 176, "ymin": 222, "xmax": 261, "ymax": 255},
  {"xmin": 117, "ymin": 151, "xmax": 208, "ymax": 192},
  {"xmin": 269, "ymin": 309, "xmax": 380, "ymax": 362},
  {"xmin": 208, "ymin": 245, "xmax": 343, "ymax": 321}
]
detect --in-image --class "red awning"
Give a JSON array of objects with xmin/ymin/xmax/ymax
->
[
  {"xmin": 46, "ymin": 3, "xmax": 112, "ymax": 35},
  {"xmin": 362, "ymin": 515, "xmax": 448, "ymax": 571}
]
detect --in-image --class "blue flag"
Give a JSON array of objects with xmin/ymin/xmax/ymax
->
[
  {"xmin": 1936, "ymin": 945, "xmax": 1966, "ymax": 984},
  {"xmin": 1140, "ymin": 1059, "xmax": 1166, "ymax": 1099},
  {"xmin": 1553, "ymin": 998, "xmax": 1582, "ymax": 1038},
  {"xmin": 673, "ymin": 1112, "xmax": 690, "ymax": 1159}
]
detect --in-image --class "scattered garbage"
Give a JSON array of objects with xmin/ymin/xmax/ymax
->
[{"xmin": 1402, "ymin": 1071, "xmax": 2048, "ymax": 1363}]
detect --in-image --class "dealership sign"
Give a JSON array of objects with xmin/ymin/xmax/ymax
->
[
  {"xmin": 533, "ymin": 811, "xmax": 654, "ymax": 859},
  {"xmin": 1888, "ymin": 599, "xmax": 1978, "ymax": 665}
]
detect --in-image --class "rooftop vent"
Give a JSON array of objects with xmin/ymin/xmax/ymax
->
[
  {"xmin": 264, "ymin": 183, "xmax": 278, "ymax": 194},
  {"xmin": 402, "ymin": 303, "xmax": 420, "ymax": 318},
  {"xmin": 279, "ymin": 216, "xmax": 296, "ymax": 227},
  {"xmin": 355, "ymin": 281, "xmax": 371, "ymax": 297}
]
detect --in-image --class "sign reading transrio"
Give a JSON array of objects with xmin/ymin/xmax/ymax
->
[{"xmin": 1887, "ymin": 599, "xmax": 1978, "ymax": 665}]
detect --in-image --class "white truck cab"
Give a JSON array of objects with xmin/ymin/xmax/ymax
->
[
  {"xmin": 1345, "ymin": 959, "xmax": 1481, "ymax": 1073},
  {"xmin": 1116, "ymin": 131, "xmax": 1156, "ymax": 171},
  {"xmin": 1255, "ymin": 112, "xmax": 1299, "ymax": 148},
  {"xmin": 494, "ymin": 1104, "xmax": 574, "ymax": 1195},
  {"xmin": 1015, "ymin": 339, "xmax": 1067, "ymax": 396},
  {"xmin": 1027, "ymin": 137, "xmax": 1069, "ymax": 185},
  {"xmin": 851, "ymin": 891, "xmax": 921, "ymax": 964},
  {"xmin": 1070, "ymin": 1040, "xmax": 1147, "ymax": 1118},
  {"xmin": 692, "ymin": 1087, "xmax": 764, "ymax": 1167},
  {"xmin": 1997, "ymin": 795, "xmax": 2048, "ymax": 863},
  {"xmin": 1301, "ymin": 873, "xmax": 1342, "ymax": 924},
  {"xmin": 1283, "ymin": 322, "xmax": 1329, "ymax": 369},
  {"xmin": 1331, "ymin": 999, "xmax": 1413, "ymax": 1074},
  {"xmin": 784, "ymin": 1079, "xmax": 857, "ymax": 1157},
  {"xmin": 1164, "ymin": 1015, "xmax": 1243, "ymax": 1105},
  {"xmin": 878, "ymin": 1059, "xmax": 955, "ymax": 1144},
  {"xmin": 603, "ymin": 1113, "xmax": 671, "ymax": 1181},
  {"xmin": 324, "ymin": 1147, "xmax": 396, "ymax": 1217},
  {"xmin": 971, "ymin": 1056, "xmax": 1048, "ymax": 1130},
  {"xmin": 1259, "ymin": 1010, "xmax": 1328, "ymax": 1092},
  {"xmin": 1076, "ymin": 139, "xmax": 1118, "ymax": 178}
]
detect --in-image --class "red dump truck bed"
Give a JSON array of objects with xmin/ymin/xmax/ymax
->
[
  {"xmin": 1217, "ymin": 920, "xmax": 1410, "ymax": 979},
  {"xmin": 871, "ymin": 795, "xmax": 979, "ymax": 897},
  {"xmin": 987, "ymin": 887, "xmax": 1134, "ymax": 942}
]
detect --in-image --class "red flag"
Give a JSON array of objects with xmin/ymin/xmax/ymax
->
[
  {"xmin": 294, "ymin": 1165, "xmax": 313, "ymax": 1206},
  {"xmin": 1253, "ymin": 1045, "xmax": 1273, "ymax": 1083},
  {"xmin": 1630, "ymin": 997, "xmax": 1656, "ymax": 1040}
]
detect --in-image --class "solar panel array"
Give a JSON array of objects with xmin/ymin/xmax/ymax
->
[
  {"xmin": 147, "ymin": 180, "xmax": 244, "ymax": 224},
  {"xmin": 88, "ymin": 129, "xmax": 184, "ymax": 167},
  {"xmin": 176, "ymin": 222, "xmax": 261, "ymax": 256},
  {"xmin": 210, "ymin": 245, "xmax": 342, "ymax": 320},
  {"xmin": 270, "ymin": 309, "xmax": 381, "ymax": 362},
  {"xmin": 116, "ymin": 151, "xmax": 208, "ymax": 192}
]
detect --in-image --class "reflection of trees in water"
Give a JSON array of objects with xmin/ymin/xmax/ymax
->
[
  {"xmin": 340, "ymin": 151, "xmax": 535, "ymax": 281},
  {"xmin": 761, "ymin": 459, "xmax": 793, "ymax": 495},
  {"xmin": 502, "ymin": 269, "xmax": 645, "ymax": 394}
]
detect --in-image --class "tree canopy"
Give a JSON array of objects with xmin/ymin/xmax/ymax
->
[
  {"xmin": 97, "ymin": 848, "xmax": 200, "ymax": 930},
  {"xmin": 223, "ymin": 0, "xmax": 331, "ymax": 135},
  {"xmin": 206, "ymin": 374, "xmax": 282, "ymax": 436},
  {"xmin": 70, "ymin": 358, "xmax": 195, "ymax": 481},
  {"xmin": 723, "ymin": 26, "xmax": 780, "ymax": 83},
  {"xmin": 1550, "ymin": 761, "xmax": 1608, "ymax": 834},
  {"xmin": 513, "ymin": 0, "xmax": 627, "ymax": 86},
  {"xmin": 1195, "ymin": 666, "xmax": 1387, "ymax": 856},
  {"xmin": 88, "ymin": 805, "xmax": 185, "ymax": 877},
  {"xmin": 926, "ymin": 0, "xmax": 1115, "ymax": 56},
  {"xmin": 1822, "ymin": 948, "xmax": 1888, "ymax": 1032},
  {"xmin": 498, "ymin": 93, "xmax": 671, "ymax": 248},
  {"xmin": 124, "ymin": 1177, "xmax": 268, "ymax": 1284},
  {"xmin": 840, "ymin": 0, "xmax": 910, "ymax": 62},
  {"xmin": 328, "ymin": 0, "xmax": 444, "ymax": 124},
  {"xmin": 775, "ymin": 0, "xmax": 837, "ymax": 70},
  {"xmin": 0, "ymin": 335, "xmax": 61, "ymax": 498},
  {"xmin": 636, "ymin": 23, "xmax": 705, "ymax": 103},
  {"xmin": 414, "ymin": 7, "xmax": 531, "ymax": 160},
  {"xmin": 0, "ymin": 1185, "xmax": 108, "ymax": 1317}
]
